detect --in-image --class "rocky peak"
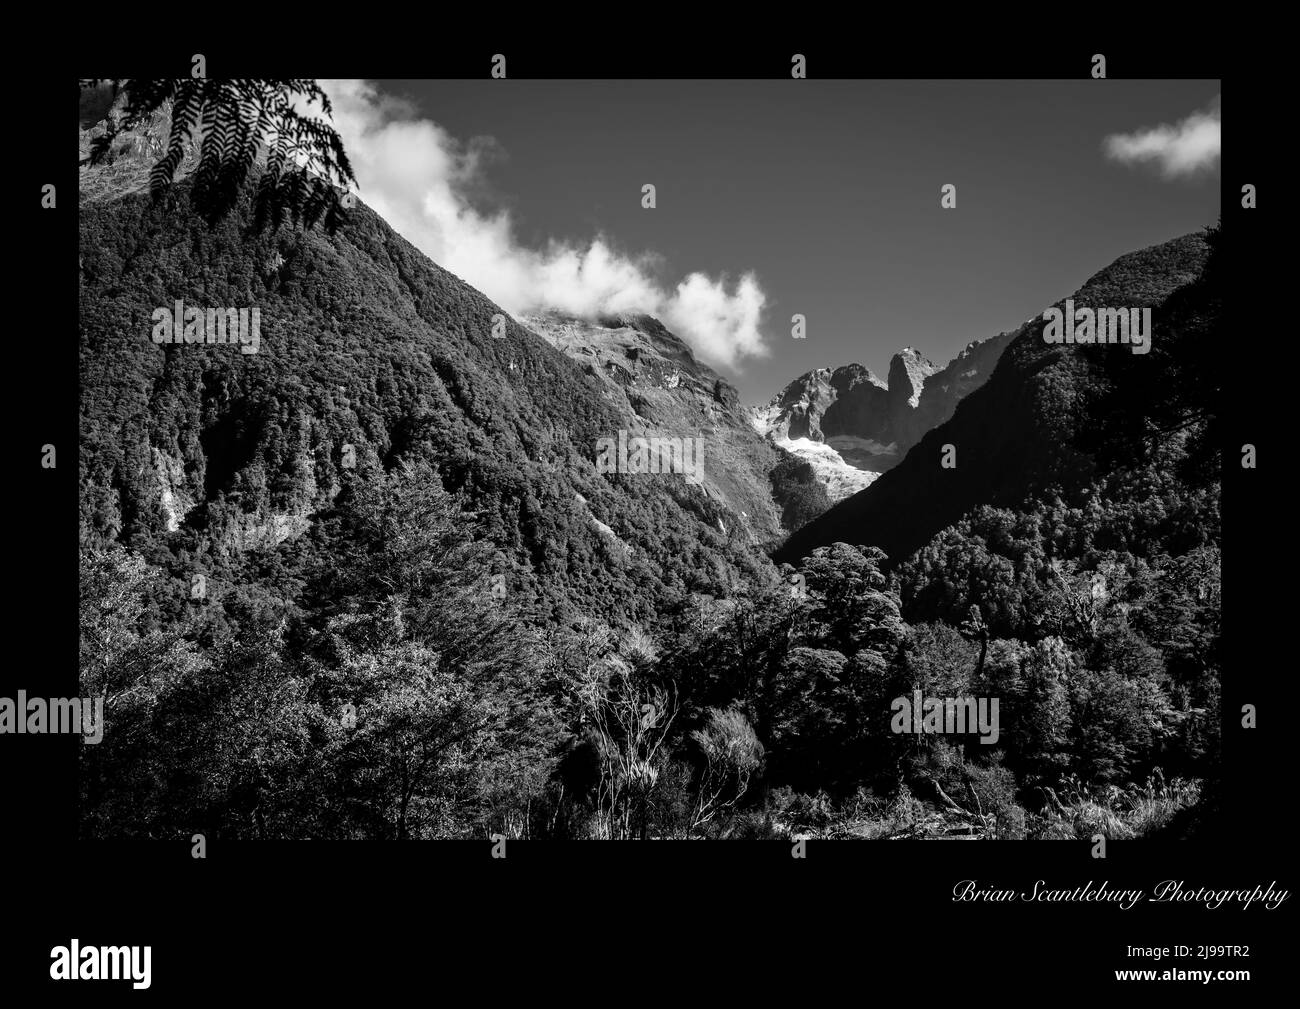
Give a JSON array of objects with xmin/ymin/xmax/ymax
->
[
  {"xmin": 887, "ymin": 348, "xmax": 938, "ymax": 409},
  {"xmin": 828, "ymin": 363, "xmax": 888, "ymax": 396},
  {"xmin": 756, "ymin": 332, "xmax": 1012, "ymax": 497},
  {"xmin": 522, "ymin": 310, "xmax": 730, "ymax": 403},
  {"xmin": 522, "ymin": 310, "xmax": 783, "ymax": 539}
]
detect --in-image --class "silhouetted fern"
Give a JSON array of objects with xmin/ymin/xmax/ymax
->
[{"xmin": 80, "ymin": 78, "xmax": 356, "ymax": 232}]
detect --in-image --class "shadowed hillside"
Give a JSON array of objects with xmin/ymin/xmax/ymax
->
[{"xmin": 775, "ymin": 232, "xmax": 1215, "ymax": 569}]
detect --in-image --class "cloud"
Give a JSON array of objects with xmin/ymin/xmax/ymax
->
[
  {"xmin": 1103, "ymin": 96, "xmax": 1221, "ymax": 178},
  {"xmin": 315, "ymin": 79, "xmax": 768, "ymax": 370}
]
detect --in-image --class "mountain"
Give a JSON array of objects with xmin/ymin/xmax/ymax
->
[
  {"xmin": 751, "ymin": 330, "xmax": 1016, "ymax": 502},
  {"xmin": 774, "ymin": 232, "xmax": 1216, "ymax": 567},
  {"xmin": 78, "ymin": 121, "xmax": 791, "ymax": 629},
  {"xmin": 522, "ymin": 311, "xmax": 785, "ymax": 541},
  {"xmin": 74, "ymin": 87, "xmax": 1223, "ymax": 844}
]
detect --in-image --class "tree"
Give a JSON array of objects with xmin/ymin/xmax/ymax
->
[
  {"xmin": 81, "ymin": 78, "xmax": 356, "ymax": 230},
  {"xmin": 1011, "ymin": 637, "xmax": 1074, "ymax": 784},
  {"xmin": 689, "ymin": 707, "xmax": 764, "ymax": 831},
  {"xmin": 800, "ymin": 543, "xmax": 905, "ymax": 657},
  {"xmin": 79, "ymin": 543, "xmax": 199, "ymax": 713},
  {"xmin": 959, "ymin": 604, "xmax": 990, "ymax": 681},
  {"xmin": 584, "ymin": 629, "xmax": 679, "ymax": 840},
  {"xmin": 308, "ymin": 461, "xmax": 561, "ymax": 838},
  {"xmin": 324, "ymin": 617, "xmax": 540, "ymax": 839},
  {"xmin": 79, "ymin": 544, "xmax": 207, "ymax": 837},
  {"xmin": 767, "ymin": 647, "xmax": 850, "ymax": 787}
]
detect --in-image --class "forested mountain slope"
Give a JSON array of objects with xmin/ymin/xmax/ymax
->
[
  {"xmin": 79, "ymin": 173, "xmax": 782, "ymax": 629},
  {"xmin": 775, "ymin": 232, "xmax": 1217, "ymax": 569}
]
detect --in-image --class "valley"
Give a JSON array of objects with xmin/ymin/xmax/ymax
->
[{"xmin": 74, "ymin": 80, "xmax": 1223, "ymax": 844}]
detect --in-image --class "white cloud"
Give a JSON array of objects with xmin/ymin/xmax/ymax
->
[
  {"xmin": 315, "ymin": 79, "xmax": 768, "ymax": 370},
  {"xmin": 1104, "ymin": 96, "xmax": 1221, "ymax": 178}
]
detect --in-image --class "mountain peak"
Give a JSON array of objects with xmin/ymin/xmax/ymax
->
[
  {"xmin": 775, "ymin": 229, "xmax": 1215, "ymax": 567},
  {"xmin": 887, "ymin": 348, "xmax": 939, "ymax": 408},
  {"xmin": 521, "ymin": 310, "xmax": 781, "ymax": 538}
]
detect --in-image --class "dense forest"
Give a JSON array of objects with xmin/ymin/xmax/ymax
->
[{"xmin": 78, "ymin": 87, "xmax": 1222, "ymax": 841}]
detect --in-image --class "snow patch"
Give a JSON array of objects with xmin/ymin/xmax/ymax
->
[{"xmin": 777, "ymin": 437, "xmax": 878, "ymax": 502}]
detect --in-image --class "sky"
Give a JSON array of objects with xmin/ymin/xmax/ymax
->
[{"xmin": 320, "ymin": 79, "xmax": 1221, "ymax": 403}]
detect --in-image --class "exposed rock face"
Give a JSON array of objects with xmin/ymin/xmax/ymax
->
[
  {"xmin": 774, "ymin": 232, "xmax": 1214, "ymax": 568},
  {"xmin": 754, "ymin": 331, "xmax": 1015, "ymax": 498},
  {"xmin": 751, "ymin": 365, "xmax": 876, "ymax": 502},
  {"xmin": 887, "ymin": 348, "xmax": 937, "ymax": 412},
  {"xmin": 530, "ymin": 311, "xmax": 741, "ymax": 409},
  {"xmin": 522, "ymin": 311, "xmax": 785, "ymax": 541},
  {"xmin": 771, "ymin": 367, "xmax": 833, "ymax": 441},
  {"xmin": 152, "ymin": 448, "xmax": 195, "ymax": 534}
]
